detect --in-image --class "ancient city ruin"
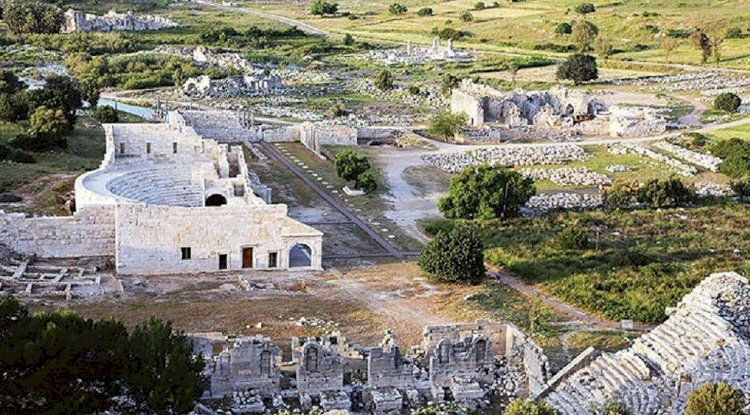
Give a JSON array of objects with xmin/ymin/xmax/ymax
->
[
  {"xmin": 62, "ymin": 9, "xmax": 179, "ymax": 33},
  {"xmin": 368, "ymin": 38, "xmax": 474, "ymax": 66}
]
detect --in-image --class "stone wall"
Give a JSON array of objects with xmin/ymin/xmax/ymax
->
[
  {"xmin": 450, "ymin": 88, "xmax": 485, "ymax": 127},
  {"xmin": 62, "ymin": 9, "xmax": 178, "ymax": 33},
  {"xmin": 114, "ymin": 204, "xmax": 322, "ymax": 275},
  {"xmin": 0, "ymin": 206, "xmax": 115, "ymax": 258},
  {"xmin": 300, "ymin": 123, "xmax": 358, "ymax": 155},
  {"xmin": 203, "ymin": 335, "xmax": 283, "ymax": 398}
]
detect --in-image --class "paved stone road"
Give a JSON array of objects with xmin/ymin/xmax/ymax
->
[{"xmin": 259, "ymin": 140, "xmax": 408, "ymax": 258}]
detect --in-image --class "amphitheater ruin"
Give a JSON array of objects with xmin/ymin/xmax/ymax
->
[
  {"xmin": 0, "ymin": 111, "xmax": 323, "ymax": 275},
  {"xmin": 188, "ymin": 272, "xmax": 750, "ymax": 414}
]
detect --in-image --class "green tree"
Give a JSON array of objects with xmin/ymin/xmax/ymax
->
[
  {"xmin": 389, "ymin": 3, "xmax": 407, "ymax": 14},
  {"xmin": 125, "ymin": 317, "xmax": 205, "ymax": 414},
  {"xmin": 555, "ymin": 22, "xmax": 572, "ymax": 35},
  {"xmin": 426, "ymin": 111, "xmax": 467, "ymax": 140},
  {"xmin": 504, "ymin": 399, "xmax": 560, "ymax": 415},
  {"xmin": 28, "ymin": 105, "xmax": 69, "ymax": 148},
  {"xmin": 0, "ymin": 70, "xmax": 25, "ymax": 95},
  {"xmin": 715, "ymin": 138, "xmax": 750, "ymax": 178},
  {"xmin": 714, "ymin": 92, "xmax": 742, "ymax": 112},
  {"xmin": 0, "ymin": 91, "xmax": 30, "ymax": 122},
  {"xmin": 334, "ymin": 148, "xmax": 372, "ymax": 182},
  {"xmin": 460, "ymin": 11, "xmax": 473, "ymax": 22},
  {"xmin": 94, "ymin": 105, "xmax": 120, "ymax": 123},
  {"xmin": 418, "ymin": 224, "xmax": 486, "ymax": 283},
  {"xmin": 574, "ymin": 2, "xmax": 596, "ymax": 14},
  {"xmin": 310, "ymin": 0, "xmax": 338, "ymax": 16},
  {"xmin": 4, "ymin": 0, "xmax": 64, "ymax": 34},
  {"xmin": 474, "ymin": 1, "xmax": 486, "ymax": 10},
  {"xmin": 571, "ymin": 20, "xmax": 599, "ymax": 51},
  {"xmin": 356, "ymin": 169, "xmax": 378, "ymax": 193},
  {"xmin": 556, "ymin": 53, "xmax": 598, "ymax": 85},
  {"xmin": 374, "ymin": 69, "xmax": 394, "ymax": 91},
  {"xmin": 594, "ymin": 36, "xmax": 614, "ymax": 59},
  {"xmin": 438, "ymin": 164, "xmax": 536, "ymax": 220},
  {"xmin": 690, "ymin": 30, "xmax": 712, "ymax": 64},
  {"xmin": 685, "ymin": 382, "xmax": 746, "ymax": 415},
  {"xmin": 730, "ymin": 176, "xmax": 750, "ymax": 197},
  {"xmin": 416, "ymin": 7, "xmax": 433, "ymax": 16},
  {"xmin": 637, "ymin": 177, "xmax": 694, "ymax": 208},
  {"xmin": 440, "ymin": 73, "xmax": 460, "ymax": 95},
  {"xmin": 27, "ymin": 74, "xmax": 84, "ymax": 125}
]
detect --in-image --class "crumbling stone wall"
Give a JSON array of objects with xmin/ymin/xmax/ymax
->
[
  {"xmin": 300, "ymin": 123, "xmax": 358, "ymax": 155},
  {"xmin": 0, "ymin": 206, "xmax": 115, "ymax": 258},
  {"xmin": 62, "ymin": 9, "xmax": 178, "ymax": 33},
  {"xmin": 205, "ymin": 335, "xmax": 283, "ymax": 398}
]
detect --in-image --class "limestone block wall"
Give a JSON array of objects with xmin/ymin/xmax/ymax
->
[
  {"xmin": 419, "ymin": 320, "xmax": 508, "ymax": 358},
  {"xmin": 296, "ymin": 342, "xmax": 345, "ymax": 397},
  {"xmin": 300, "ymin": 123, "xmax": 358, "ymax": 155},
  {"xmin": 208, "ymin": 336, "xmax": 283, "ymax": 398},
  {"xmin": 262, "ymin": 126, "xmax": 299, "ymax": 143},
  {"xmin": 0, "ymin": 206, "xmax": 115, "ymax": 258},
  {"xmin": 367, "ymin": 346, "xmax": 415, "ymax": 389},
  {"xmin": 114, "ymin": 204, "xmax": 322, "ymax": 275},
  {"xmin": 505, "ymin": 325, "xmax": 550, "ymax": 397},
  {"xmin": 450, "ymin": 89, "xmax": 484, "ymax": 127},
  {"xmin": 105, "ymin": 123, "xmax": 208, "ymax": 164},
  {"xmin": 356, "ymin": 127, "xmax": 399, "ymax": 141}
]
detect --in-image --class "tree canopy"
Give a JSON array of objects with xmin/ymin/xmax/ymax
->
[
  {"xmin": 4, "ymin": 0, "xmax": 64, "ymax": 34},
  {"xmin": 557, "ymin": 53, "xmax": 598, "ymax": 85},
  {"xmin": 685, "ymin": 382, "xmax": 746, "ymax": 415},
  {"xmin": 438, "ymin": 164, "xmax": 536, "ymax": 220},
  {"xmin": 418, "ymin": 224, "xmax": 486, "ymax": 283},
  {"xmin": 426, "ymin": 111, "xmax": 467, "ymax": 140}
]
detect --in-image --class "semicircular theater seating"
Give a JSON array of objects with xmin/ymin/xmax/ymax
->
[{"xmin": 105, "ymin": 165, "xmax": 203, "ymax": 207}]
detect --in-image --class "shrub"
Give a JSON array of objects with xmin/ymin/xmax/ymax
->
[
  {"xmin": 373, "ymin": 69, "xmax": 394, "ymax": 91},
  {"xmin": 714, "ymin": 138, "xmax": 750, "ymax": 178},
  {"xmin": 474, "ymin": 2, "xmax": 486, "ymax": 10},
  {"xmin": 725, "ymin": 27, "xmax": 743, "ymax": 39},
  {"xmin": 389, "ymin": 3, "xmax": 407, "ymax": 15},
  {"xmin": 416, "ymin": 7, "xmax": 433, "ymax": 16},
  {"xmin": 426, "ymin": 111, "xmax": 467, "ymax": 140},
  {"xmin": 556, "ymin": 53, "xmax": 598, "ymax": 85},
  {"xmin": 637, "ymin": 177, "xmax": 694, "ymax": 208},
  {"xmin": 590, "ymin": 399, "xmax": 631, "ymax": 415},
  {"xmin": 714, "ymin": 92, "xmax": 742, "ymax": 113},
  {"xmin": 0, "ymin": 92, "xmax": 30, "ymax": 122},
  {"xmin": 730, "ymin": 176, "xmax": 750, "ymax": 197},
  {"xmin": 408, "ymin": 85, "xmax": 421, "ymax": 95},
  {"xmin": 555, "ymin": 22, "xmax": 572, "ymax": 35},
  {"xmin": 571, "ymin": 20, "xmax": 599, "ymax": 51},
  {"xmin": 310, "ymin": 0, "xmax": 338, "ymax": 15},
  {"xmin": 558, "ymin": 227, "xmax": 589, "ymax": 250},
  {"xmin": 93, "ymin": 106, "xmax": 120, "ymax": 123},
  {"xmin": 504, "ymin": 399, "xmax": 560, "ymax": 415},
  {"xmin": 460, "ymin": 11, "xmax": 473, "ymax": 22},
  {"xmin": 418, "ymin": 224, "xmax": 486, "ymax": 284},
  {"xmin": 4, "ymin": 0, "xmax": 63, "ymax": 34},
  {"xmin": 343, "ymin": 33, "xmax": 354, "ymax": 45},
  {"xmin": 334, "ymin": 149, "xmax": 371, "ymax": 182},
  {"xmin": 356, "ymin": 169, "xmax": 378, "ymax": 193},
  {"xmin": 685, "ymin": 382, "xmax": 746, "ymax": 415},
  {"xmin": 438, "ymin": 164, "xmax": 536, "ymax": 220},
  {"xmin": 603, "ymin": 179, "xmax": 639, "ymax": 210},
  {"xmin": 439, "ymin": 74, "xmax": 460, "ymax": 95},
  {"xmin": 574, "ymin": 2, "xmax": 596, "ymax": 14}
]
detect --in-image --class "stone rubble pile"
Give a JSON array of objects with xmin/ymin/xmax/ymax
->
[
  {"xmin": 521, "ymin": 168, "xmax": 611, "ymax": 187},
  {"xmin": 694, "ymin": 182, "xmax": 734, "ymax": 198},
  {"xmin": 421, "ymin": 145, "xmax": 589, "ymax": 174},
  {"xmin": 654, "ymin": 141, "xmax": 722, "ymax": 172},
  {"xmin": 525, "ymin": 193, "xmax": 603, "ymax": 212},
  {"xmin": 367, "ymin": 38, "xmax": 474, "ymax": 65},
  {"xmin": 608, "ymin": 143, "xmax": 698, "ymax": 176},
  {"xmin": 605, "ymin": 165, "xmax": 631, "ymax": 173},
  {"xmin": 62, "ymin": 9, "xmax": 178, "ymax": 33},
  {"xmin": 615, "ymin": 71, "xmax": 750, "ymax": 95},
  {"xmin": 353, "ymin": 79, "xmax": 448, "ymax": 110},
  {"xmin": 182, "ymin": 74, "xmax": 283, "ymax": 99}
]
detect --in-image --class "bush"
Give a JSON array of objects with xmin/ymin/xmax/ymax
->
[
  {"xmin": 603, "ymin": 179, "xmax": 639, "ymax": 210},
  {"xmin": 474, "ymin": 2, "xmax": 486, "ymax": 10},
  {"xmin": 556, "ymin": 53, "xmax": 598, "ymax": 85},
  {"xmin": 590, "ymin": 399, "xmax": 631, "ymax": 415},
  {"xmin": 460, "ymin": 11, "xmax": 473, "ymax": 22},
  {"xmin": 725, "ymin": 27, "xmax": 743, "ymax": 39},
  {"xmin": 637, "ymin": 177, "xmax": 694, "ymax": 208},
  {"xmin": 334, "ymin": 149, "xmax": 371, "ymax": 182},
  {"xmin": 574, "ymin": 2, "xmax": 596, "ymax": 14},
  {"xmin": 558, "ymin": 227, "xmax": 589, "ymax": 250},
  {"xmin": 373, "ymin": 69, "xmax": 394, "ymax": 91},
  {"xmin": 730, "ymin": 176, "xmax": 750, "ymax": 197},
  {"xmin": 389, "ymin": 3, "xmax": 407, "ymax": 14},
  {"xmin": 416, "ymin": 7, "xmax": 433, "ymax": 16},
  {"xmin": 685, "ymin": 382, "xmax": 746, "ymax": 415},
  {"xmin": 93, "ymin": 106, "xmax": 120, "ymax": 123},
  {"xmin": 356, "ymin": 169, "xmax": 378, "ymax": 193},
  {"xmin": 418, "ymin": 224, "xmax": 486, "ymax": 284},
  {"xmin": 714, "ymin": 138, "xmax": 750, "ymax": 178},
  {"xmin": 714, "ymin": 92, "xmax": 742, "ymax": 113},
  {"xmin": 408, "ymin": 85, "xmax": 420, "ymax": 95},
  {"xmin": 571, "ymin": 20, "xmax": 599, "ymax": 51},
  {"xmin": 426, "ymin": 111, "xmax": 467, "ymax": 140},
  {"xmin": 438, "ymin": 164, "xmax": 536, "ymax": 220},
  {"xmin": 504, "ymin": 400, "xmax": 560, "ymax": 415},
  {"xmin": 4, "ymin": 0, "xmax": 63, "ymax": 34},
  {"xmin": 310, "ymin": 0, "xmax": 338, "ymax": 15},
  {"xmin": 555, "ymin": 22, "xmax": 572, "ymax": 35},
  {"xmin": 0, "ymin": 143, "xmax": 35, "ymax": 163},
  {"xmin": 343, "ymin": 33, "xmax": 354, "ymax": 45}
]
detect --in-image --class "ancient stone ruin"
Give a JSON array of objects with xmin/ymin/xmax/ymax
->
[
  {"xmin": 62, "ymin": 9, "xmax": 179, "ymax": 33},
  {"xmin": 0, "ymin": 111, "xmax": 322, "ymax": 275},
  {"xmin": 182, "ymin": 74, "xmax": 283, "ymax": 99},
  {"xmin": 450, "ymin": 79, "xmax": 666, "ymax": 137},
  {"xmin": 368, "ymin": 38, "xmax": 473, "ymax": 65},
  {"xmin": 191, "ymin": 320, "xmax": 550, "ymax": 414},
  {"xmin": 540, "ymin": 272, "xmax": 750, "ymax": 414}
]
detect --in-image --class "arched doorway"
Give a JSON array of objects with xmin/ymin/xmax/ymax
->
[
  {"xmin": 289, "ymin": 243, "xmax": 312, "ymax": 268},
  {"xmin": 205, "ymin": 194, "xmax": 227, "ymax": 206}
]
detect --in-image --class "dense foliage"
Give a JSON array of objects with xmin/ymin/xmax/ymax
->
[
  {"xmin": 4, "ymin": 0, "xmax": 63, "ymax": 34},
  {"xmin": 574, "ymin": 2, "xmax": 596, "ymax": 14},
  {"xmin": 389, "ymin": 3, "xmax": 407, "ymax": 15},
  {"xmin": 590, "ymin": 399, "xmax": 632, "ymax": 415},
  {"xmin": 426, "ymin": 111, "xmax": 467, "ymax": 140},
  {"xmin": 418, "ymin": 224, "xmax": 486, "ymax": 284},
  {"xmin": 555, "ymin": 22, "xmax": 572, "ymax": 35},
  {"xmin": 0, "ymin": 296, "xmax": 204, "ymax": 414},
  {"xmin": 93, "ymin": 105, "xmax": 120, "ymax": 123},
  {"xmin": 557, "ymin": 226, "xmax": 589, "ymax": 250},
  {"xmin": 713, "ymin": 138, "xmax": 750, "ymax": 178},
  {"xmin": 373, "ymin": 69, "xmax": 394, "ymax": 91},
  {"xmin": 637, "ymin": 177, "xmax": 695, "ymax": 208},
  {"xmin": 685, "ymin": 382, "xmax": 746, "ymax": 415},
  {"xmin": 571, "ymin": 20, "xmax": 599, "ymax": 51},
  {"xmin": 557, "ymin": 53, "xmax": 598, "ymax": 84},
  {"xmin": 416, "ymin": 7, "xmax": 433, "ymax": 16},
  {"xmin": 333, "ymin": 149, "xmax": 378, "ymax": 193},
  {"xmin": 438, "ymin": 164, "xmax": 536, "ymax": 220},
  {"xmin": 504, "ymin": 399, "xmax": 560, "ymax": 415},
  {"xmin": 310, "ymin": 0, "xmax": 339, "ymax": 15},
  {"xmin": 714, "ymin": 92, "xmax": 742, "ymax": 113}
]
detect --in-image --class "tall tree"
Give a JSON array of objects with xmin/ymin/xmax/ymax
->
[
  {"xmin": 557, "ymin": 53, "xmax": 598, "ymax": 85},
  {"xmin": 571, "ymin": 20, "xmax": 598, "ymax": 52}
]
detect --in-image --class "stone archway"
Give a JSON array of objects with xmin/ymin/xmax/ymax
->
[
  {"xmin": 205, "ymin": 194, "xmax": 227, "ymax": 206},
  {"xmin": 289, "ymin": 243, "xmax": 312, "ymax": 268}
]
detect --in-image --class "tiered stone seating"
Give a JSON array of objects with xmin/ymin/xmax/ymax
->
[
  {"xmin": 543, "ymin": 272, "xmax": 750, "ymax": 415},
  {"xmin": 106, "ymin": 165, "xmax": 202, "ymax": 207}
]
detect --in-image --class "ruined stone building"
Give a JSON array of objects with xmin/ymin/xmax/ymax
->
[
  {"xmin": 62, "ymin": 9, "xmax": 179, "ymax": 33},
  {"xmin": 450, "ymin": 79, "xmax": 666, "ymax": 137},
  {"xmin": 0, "ymin": 111, "xmax": 322, "ymax": 275},
  {"xmin": 182, "ymin": 74, "xmax": 283, "ymax": 98},
  {"xmin": 540, "ymin": 272, "xmax": 750, "ymax": 414},
  {"xmin": 368, "ymin": 37, "xmax": 474, "ymax": 65}
]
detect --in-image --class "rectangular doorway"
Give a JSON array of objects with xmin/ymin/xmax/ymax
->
[
  {"xmin": 242, "ymin": 247, "xmax": 253, "ymax": 269},
  {"xmin": 219, "ymin": 254, "xmax": 228, "ymax": 270}
]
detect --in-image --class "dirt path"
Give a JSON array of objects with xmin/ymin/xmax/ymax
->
[
  {"xmin": 194, "ymin": 0, "xmax": 330, "ymax": 37},
  {"xmin": 673, "ymin": 94, "xmax": 709, "ymax": 127}
]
